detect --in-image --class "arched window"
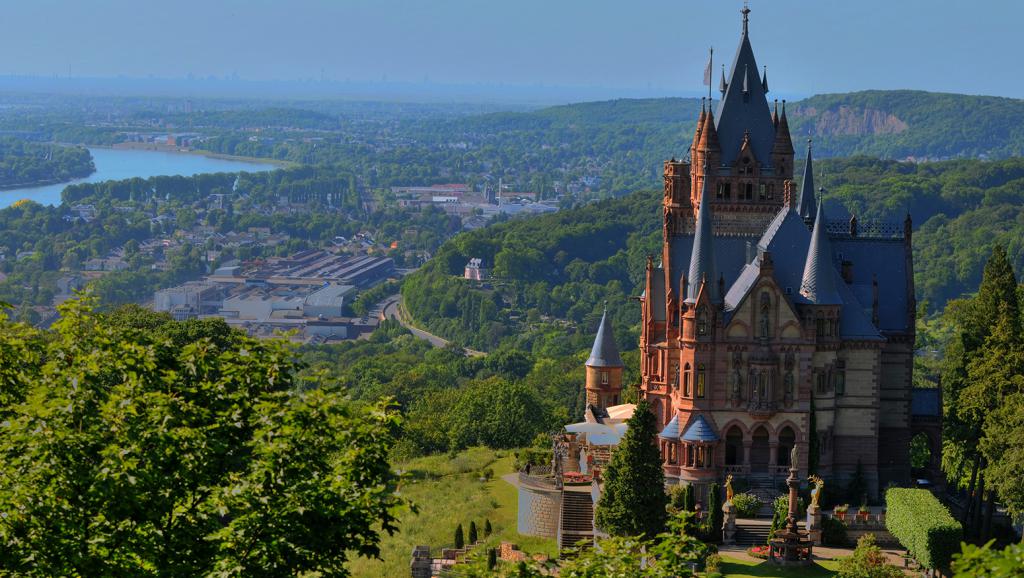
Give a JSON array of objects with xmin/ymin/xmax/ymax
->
[
  {"xmin": 725, "ymin": 426, "xmax": 743, "ymax": 465},
  {"xmin": 696, "ymin": 363, "xmax": 706, "ymax": 398},
  {"xmin": 697, "ymin": 307, "xmax": 709, "ymax": 336},
  {"xmin": 683, "ymin": 363, "xmax": 692, "ymax": 397},
  {"xmin": 601, "ymin": 371, "xmax": 609, "ymax": 385},
  {"xmin": 835, "ymin": 359, "xmax": 846, "ymax": 396},
  {"xmin": 759, "ymin": 292, "xmax": 771, "ymax": 339}
]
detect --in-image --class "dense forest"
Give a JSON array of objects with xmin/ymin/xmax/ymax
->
[{"xmin": 0, "ymin": 139, "xmax": 93, "ymax": 187}]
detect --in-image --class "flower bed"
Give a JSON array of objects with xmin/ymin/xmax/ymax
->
[{"xmin": 747, "ymin": 545, "xmax": 769, "ymax": 559}]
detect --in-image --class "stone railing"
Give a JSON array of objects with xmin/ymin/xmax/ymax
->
[{"xmin": 518, "ymin": 471, "xmax": 559, "ymax": 489}]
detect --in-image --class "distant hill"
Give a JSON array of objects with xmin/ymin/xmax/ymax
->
[{"xmin": 484, "ymin": 90, "xmax": 1024, "ymax": 162}]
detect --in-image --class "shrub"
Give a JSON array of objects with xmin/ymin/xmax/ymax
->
[
  {"xmin": 838, "ymin": 533, "xmax": 903, "ymax": 578},
  {"xmin": 705, "ymin": 553, "xmax": 722, "ymax": 574},
  {"xmin": 953, "ymin": 540, "xmax": 1024, "ymax": 577},
  {"xmin": 731, "ymin": 492, "xmax": 762, "ymax": 518},
  {"xmin": 822, "ymin": 516, "xmax": 849, "ymax": 547},
  {"xmin": 484, "ymin": 518, "xmax": 492, "ymax": 537},
  {"xmin": 885, "ymin": 488, "xmax": 960, "ymax": 571},
  {"xmin": 454, "ymin": 523, "xmax": 465, "ymax": 549},
  {"xmin": 468, "ymin": 521, "xmax": 478, "ymax": 544},
  {"xmin": 487, "ymin": 547, "xmax": 497, "ymax": 570}
]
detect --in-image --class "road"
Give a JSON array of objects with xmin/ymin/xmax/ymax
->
[{"xmin": 379, "ymin": 295, "xmax": 485, "ymax": 356}]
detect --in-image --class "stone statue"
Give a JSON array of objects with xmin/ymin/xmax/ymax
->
[
  {"xmin": 808, "ymin": 475, "xmax": 824, "ymax": 508},
  {"xmin": 725, "ymin": 474, "xmax": 734, "ymax": 502},
  {"xmin": 790, "ymin": 445, "xmax": 799, "ymax": 470}
]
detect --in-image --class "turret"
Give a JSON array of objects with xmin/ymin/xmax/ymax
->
[
  {"xmin": 797, "ymin": 138, "xmax": 816, "ymax": 221},
  {"xmin": 585, "ymin": 307, "xmax": 624, "ymax": 410},
  {"xmin": 691, "ymin": 98, "xmax": 706, "ymax": 160},
  {"xmin": 799, "ymin": 201, "xmax": 841, "ymax": 305},
  {"xmin": 772, "ymin": 100, "xmax": 794, "ymax": 178},
  {"xmin": 686, "ymin": 164, "xmax": 718, "ymax": 304}
]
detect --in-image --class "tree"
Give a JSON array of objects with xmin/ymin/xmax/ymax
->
[
  {"xmin": 455, "ymin": 524, "xmax": 465, "ymax": 549},
  {"xmin": 952, "ymin": 540, "xmax": 1024, "ymax": 577},
  {"xmin": 0, "ymin": 298, "xmax": 407, "ymax": 576},
  {"xmin": 468, "ymin": 521, "xmax": 478, "ymax": 544},
  {"xmin": 484, "ymin": 519, "xmax": 492, "ymax": 537},
  {"xmin": 594, "ymin": 398, "xmax": 667, "ymax": 538},
  {"xmin": 838, "ymin": 533, "xmax": 904, "ymax": 578},
  {"xmin": 487, "ymin": 548, "xmax": 497, "ymax": 570}
]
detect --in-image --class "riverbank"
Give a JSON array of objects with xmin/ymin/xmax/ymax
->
[
  {"xmin": 0, "ymin": 170, "xmax": 94, "ymax": 192},
  {"xmin": 106, "ymin": 142, "xmax": 296, "ymax": 168}
]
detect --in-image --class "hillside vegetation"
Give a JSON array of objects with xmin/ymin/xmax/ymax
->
[{"xmin": 403, "ymin": 157, "xmax": 1024, "ymax": 352}]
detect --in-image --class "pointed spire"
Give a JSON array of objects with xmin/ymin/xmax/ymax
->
[
  {"xmin": 762, "ymin": 66, "xmax": 769, "ymax": 93},
  {"xmin": 800, "ymin": 200, "xmax": 841, "ymax": 305},
  {"xmin": 742, "ymin": 64, "xmax": 750, "ymax": 94},
  {"xmin": 742, "ymin": 3, "xmax": 751, "ymax": 35},
  {"xmin": 692, "ymin": 98, "xmax": 706, "ymax": 152},
  {"xmin": 687, "ymin": 161, "xmax": 718, "ymax": 303},
  {"xmin": 719, "ymin": 65, "xmax": 728, "ymax": 95},
  {"xmin": 698, "ymin": 108, "xmax": 720, "ymax": 153},
  {"xmin": 798, "ymin": 138, "xmax": 816, "ymax": 220},
  {"xmin": 771, "ymin": 99, "xmax": 779, "ymax": 128},
  {"xmin": 587, "ymin": 306, "xmax": 624, "ymax": 367}
]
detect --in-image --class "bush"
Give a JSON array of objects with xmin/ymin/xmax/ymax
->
[
  {"xmin": 705, "ymin": 553, "xmax": 722, "ymax": 574},
  {"xmin": 838, "ymin": 533, "xmax": 903, "ymax": 578},
  {"xmin": 885, "ymin": 488, "xmax": 960, "ymax": 571},
  {"xmin": 822, "ymin": 516, "xmax": 849, "ymax": 547},
  {"xmin": 731, "ymin": 492, "xmax": 762, "ymax": 518},
  {"xmin": 953, "ymin": 540, "xmax": 1024, "ymax": 577},
  {"xmin": 454, "ymin": 523, "xmax": 465, "ymax": 549}
]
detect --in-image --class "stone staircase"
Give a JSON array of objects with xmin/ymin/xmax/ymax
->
[
  {"xmin": 734, "ymin": 519, "xmax": 772, "ymax": 546},
  {"xmin": 558, "ymin": 489, "xmax": 594, "ymax": 550},
  {"xmin": 746, "ymin": 474, "xmax": 783, "ymax": 517}
]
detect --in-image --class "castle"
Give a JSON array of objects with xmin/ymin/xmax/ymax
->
[
  {"xmin": 630, "ymin": 7, "xmax": 916, "ymax": 501},
  {"xmin": 516, "ymin": 7, "xmax": 922, "ymax": 546}
]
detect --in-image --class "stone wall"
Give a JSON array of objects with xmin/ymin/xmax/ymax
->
[{"xmin": 517, "ymin": 484, "xmax": 561, "ymax": 538}]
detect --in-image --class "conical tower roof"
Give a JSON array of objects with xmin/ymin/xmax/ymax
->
[
  {"xmin": 799, "ymin": 201, "xmax": 841, "ymax": 304},
  {"xmin": 586, "ymin": 308, "xmax": 624, "ymax": 367},
  {"xmin": 798, "ymin": 139, "xmax": 816, "ymax": 220},
  {"xmin": 698, "ymin": 108, "xmax": 720, "ymax": 152},
  {"xmin": 714, "ymin": 6, "xmax": 775, "ymax": 165},
  {"xmin": 692, "ymin": 99, "xmax": 706, "ymax": 151},
  {"xmin": 772, "ymin": 100, "xmax": 794, "ymax": 156},
  {"xmin": 687, "ymin": 167, "xmax": 718, "ymax": 303}
]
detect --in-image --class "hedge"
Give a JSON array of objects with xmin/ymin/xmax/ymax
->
[{"xmin": 885, "ymin": 488, "xmax": 961, "ymax": 570}]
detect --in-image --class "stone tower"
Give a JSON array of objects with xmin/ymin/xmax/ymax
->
[{"xmin": 585, "ymin": 308, "xmax": 624, "ymax": 411}]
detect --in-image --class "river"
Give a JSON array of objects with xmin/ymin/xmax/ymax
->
[{"xmin": 0, "ymin": 147, "xmax": 278, "ymax": 209}]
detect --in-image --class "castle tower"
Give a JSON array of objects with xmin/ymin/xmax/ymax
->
[{"xmin": 585, "ymin": 308, "xmax": 624, "ymax": 411}]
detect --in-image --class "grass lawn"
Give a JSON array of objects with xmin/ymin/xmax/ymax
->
[
  {"xmin": 719, "ymin": 555, "xmax": 840, "ymax": 577},
  {"xmin": 348, "ymin": 447, "xmax": 557, "ymax": 577}
]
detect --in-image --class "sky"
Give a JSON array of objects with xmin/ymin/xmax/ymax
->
[{"xmin": 1, "ymin": 0, "xmax": 1019, "ymax": 102}]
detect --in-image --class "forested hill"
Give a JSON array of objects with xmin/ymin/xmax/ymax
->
[
  {"xmin": 471, "ymin": 90, "xmax": 1024, "ymax": 162},
  {"xmin": 402, "ymin": 156, "xmax": 1024, "ymax": 352}
]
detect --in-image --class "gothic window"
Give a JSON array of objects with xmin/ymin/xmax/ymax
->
[
  {"xmin": 835, "ymin": 359, "xmax": 846, "ymax": 396},
  {"xmin": 696, "ymin": 364, "xmax": 706, "ymax": 398},
  {"xmin": 759, "ymin": 183, "xmax": 767, "ymax": 201},
  {"xmin": 759, "ymin": 370, "xmax": 768, "ymax": 400},
  {"xmin": 767, "ymin": 183, "xmax": 775, "ymax": 200},
  {"xmin": 749, "ymin": 370, "xmax": 759, "ymax": 401},
  {"xmin": 759, "ymin": 292, "xmax": 771, "ymax": 339},
  {"xmin": 601, "ymin": 371, "xmax": 609, "ymax": 386},
  {"xmin": 744, "ymin": 182, "xmax": 754, "ymax": 200},
  {"xmin": 815, "ymin": 313, "xmax": 826, "ymax": 337},
  {"xmin": 697, "ymin": 307, "xmax": 709, "ymax": 336},
  {"xmin": 815, "ymin": 371, "xmax": 827, "ymax": 394},
  {"xmin": 683, "ymin": 363, "xmax": 692, "ymax": 397},
  {"xmin": 716, "ymin": 182, "xmax": 732, "ymax": 200}
]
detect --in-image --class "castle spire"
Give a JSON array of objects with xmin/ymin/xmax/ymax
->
[
  {"xmin": 772, "ymin": 99, "xmax": 779, "ymax": 128},
  {"xmin": 799, "ymin": 200, "xmax": 841, "ymax": 304},
  {"xmin": 698, "ymin": 108, "xmax": 720, "ymax": 153},
  {"xmin": 586, "ymin": 306, "xmax": 624, "ymax": 367},
  {"xmin": 798, "ymin": 138, "xmax": 816, "ymax": 220},
  {"xmin": 762, "ymin": 66, "xmax": 769, "ymax": 93},
  {"xmin": 692, "ymin": 98, "xmax": 706, "ymax": 153},
  {"xmin": 687, "ymin": 161, "xmax": 718, "ymax": 303}
]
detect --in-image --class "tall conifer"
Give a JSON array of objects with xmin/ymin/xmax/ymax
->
[{"xmin": 594, "ymin": 398, "xmax": 667, "ymax": 537}]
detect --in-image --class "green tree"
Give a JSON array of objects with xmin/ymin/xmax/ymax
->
[
  {"xmin": 952, "ymin": 540, "xmax": 1024, "ymax": 577},
  {"xmin": 484, "ymin": 519, "xmax": 492, "ymax": 537},
  {"xmin": 594, "ymin": 399, "xmax": 667, "ymax": 538},
  {"xmin": 838, "ymin": 533, "xmax": 904, "ymax": 578},
  {"xmin": 468, "ymin": 521, "xmax": 478, "ymax": 544},
  {"xmin": 454, "ymin": 524, "xmax": 465, "ymax": 549},
  {"xmin": 0, "ymin": 298, "xmax": 406, "ymax": 577}
]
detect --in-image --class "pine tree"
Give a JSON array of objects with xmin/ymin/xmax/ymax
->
[
  {"xmin": 684, "ymin": 483, "xmax": 696, "ymax": 513},
  {"xmin": 706, "ymin": 482, "xmax": 723, "ymax": 543},
  {"xmin": 487, "ymin": 547, "xmax": 497, "ymax": 570},
  {"xmin": 468, "ymin": 521, "xmax": 478, "ymax": 544},
  {"xmin": 454, "ymin": 523, "xmax": 464, "ymax": 549},
  {"xmin": 594, "ymin": 398, "xmax": 667, "ymax": 537},
  {"xmin": 484, "ymin": 518, "xmax": 492, "ymax": 537}
]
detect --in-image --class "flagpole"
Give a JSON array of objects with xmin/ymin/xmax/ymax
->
[{"xmin": 708, "ymin": 47, "xmax": 713, "ymax": 103}]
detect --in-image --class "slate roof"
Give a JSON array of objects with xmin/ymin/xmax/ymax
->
[
  {"xmin": 798, "ymin": 141, "xmax": 816, "ymax": 221},
  {"xmin": 681, "ymin": 415, "xmax": 720, "ymax": 442},
  {"xmin": 714, "ymin": 8, "xmax": 775, "ymax": 166},
  {"xmin": 658, "ymin": 414, "xmax": 682, "ymax": 440},
  {"xmin": 586, "ymin": 309, "xmax": 624, "ymax": 367},
  {"xmin": 800, "ymin": 201, "xmax": 843, "ymax": 305},
  {"xmin": 686, "ymin": 169, "xmax": 719, "ymax": 302}
]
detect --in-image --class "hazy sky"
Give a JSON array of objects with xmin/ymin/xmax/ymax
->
[{"xmin": 2, "ymin": 0, "xmax": 1020, "ymax": 99}]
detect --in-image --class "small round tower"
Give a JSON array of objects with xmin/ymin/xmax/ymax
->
[{"xmin": 585, "ymin": 307, "xmax": 624, "ymax": 410}]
